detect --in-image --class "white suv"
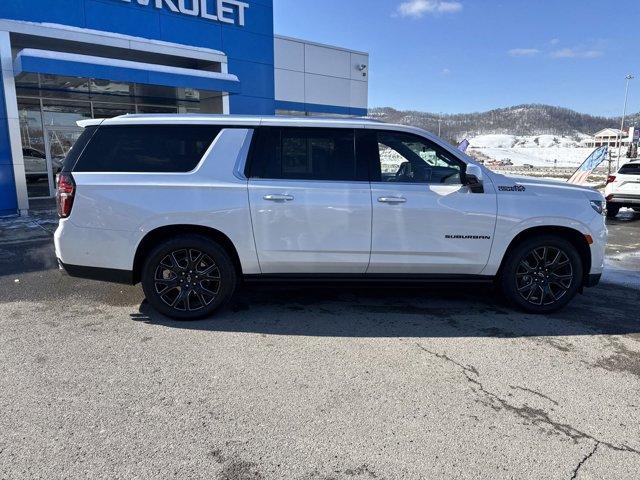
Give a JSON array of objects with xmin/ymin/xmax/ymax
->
[
  {"xmin": 54, "ymin": 115, "xmax": 607, "ymax": 319},
  {"xmin": 604, "ymin": 160, "xmax": 640, "ymax": 218}
]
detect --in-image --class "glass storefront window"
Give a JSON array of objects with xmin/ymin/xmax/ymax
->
[
  {"xmin": 18, "ymin": 98, "xmax": 49, "ymax": 198},
  {"xmin": 137, "ymin": 105, "xmax": 179, "ymax": 114},
  {"xmin": 135, "ymin": 84, "xmax": 182, "ymax": 105},
  {"xmin": 90, "ymin": 79, "xmax": 135, "ymax": 104},
  {"xmin": 39, "ymin": 74, "xmax": 90, "ymax": 100},
  {"xmin": 15, "ymin": 73, "xmax": 40, "ymax": 92},
  {"xmin": 92, "ymin": 103, "xmax": 136, "ymax": 119},
  {"xmin": 16, "ymin": 73, "xmax": 224, "ymax": 198},
  {"xmin": 42, "ymin": 99, "xmax": 92, "ymax": 128}
]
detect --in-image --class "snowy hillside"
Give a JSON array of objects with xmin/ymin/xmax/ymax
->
[
  {"xmin": 370, "ymin": 105, "xmax": 628, "ymax": 140},
  {"xmin": 468, "ymin": 134, "xmax": 595, "ymax": 167}
]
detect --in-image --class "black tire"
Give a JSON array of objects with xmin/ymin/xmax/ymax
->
[
  {"xmin": 500, "ymin": 236, "xmax": 583, "ymax": 313},
  {"xmin": 606, "ymin": 204, "xmax": 620, "ymax": 218},
  {"xmin": 633, "ymin": 208, "xmax": 640, "ymax": 213},
  {"xmin": 141, "ymin": 234, "xmax": 237, "ymax": 320}
]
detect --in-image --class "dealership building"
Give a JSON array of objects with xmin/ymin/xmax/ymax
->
[{"xmin": 0, "ymin": 0, "xmax": 369, "ymax": 216}]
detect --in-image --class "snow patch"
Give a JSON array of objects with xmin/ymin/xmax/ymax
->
[{"xmin": 468, "ymin": 134, "xmax": 595, "ymax": 167}]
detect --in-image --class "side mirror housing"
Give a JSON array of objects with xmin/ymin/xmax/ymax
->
[{"xmin": 465, "ymin": 164, "xmax": 484, "ymax": 193}]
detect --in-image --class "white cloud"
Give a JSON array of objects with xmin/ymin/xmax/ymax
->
[
  {"xmin": 397, "ymin": 0, "xmax": 463, "ymax": 18},
  {"xmin": 550, "ymin": 38, "xmax": 560, "ymax": 45},
  {"xmin": 551, "ymin": 48, "xmax": 603, "ymax": 59},
  {"xmin": 582, "ymin": 50, "xmax": 604, "ymax": 58},
  {"xmin": 508, "ymin": 48, "xmax": 540, "ymax": 57},
  {"xmin": 442, "ymin": 68, "xmax": 451, "ymax": 75}
]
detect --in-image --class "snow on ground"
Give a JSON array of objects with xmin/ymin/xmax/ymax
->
[
  {"xmin": 603, "ymin": 251, "xmax": 640, "ymax": 289},
  {"xmin": 468, "ymin": 134, "xmax": 594, "ymax": 168}
]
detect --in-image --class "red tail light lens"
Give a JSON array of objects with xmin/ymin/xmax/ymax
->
[
  {"xmin": 606, "ymin": 175, "xmax": 616, "ymax": 185},
  {"xmin": 56, "ymin": 173, "xmax": 75, "ymax": 218}
]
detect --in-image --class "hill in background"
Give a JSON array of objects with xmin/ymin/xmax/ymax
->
[{"xmin": 369, "ymin": 104, "xmax": 640, "ymax": 142}]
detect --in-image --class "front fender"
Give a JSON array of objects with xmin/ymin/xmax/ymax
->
[{"xmin": 482, "ymin": 214, "xmax": 606, "ymax": 277}]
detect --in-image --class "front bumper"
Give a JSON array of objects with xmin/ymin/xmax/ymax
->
[{"xmin": 585, "ymin": 273, "xmax": 602, "ymax": 288}]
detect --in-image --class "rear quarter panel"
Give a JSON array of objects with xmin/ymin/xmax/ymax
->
[{"xmin": 58, "ymin": 129, "xmax": 260, "ymax": 274}]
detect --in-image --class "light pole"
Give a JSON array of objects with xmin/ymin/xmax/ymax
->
[{"xmin": 617, "ymin": 74, "xmax": 634, "ymax": 169}]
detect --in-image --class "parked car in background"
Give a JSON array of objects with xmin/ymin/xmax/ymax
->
[
  {"xmin": 605, "ymin": 160, "xmax": 640, "ymax": 218},
  {"xmin": 23, "ymin": 147, "xmax": 47, "ymax": 181},
  {"xmin": 23, "ymin": 147, "xmax": 63, "ymax": 181},
  {"xmin": 55, "ymin": 115, "xmax": 607, "ymax": 320}
]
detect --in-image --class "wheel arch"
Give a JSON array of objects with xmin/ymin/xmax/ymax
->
[
  {"xmin": 132, "ymin": 224, "xmax": 243, "ymax": 284},
  {"xmin": 498, "ymin": 226, "xmax": 592, "ymax": 286}
]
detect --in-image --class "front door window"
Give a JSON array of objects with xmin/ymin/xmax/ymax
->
[{"xmin": 375, "ymin": 131, "xmax": 464, "ymax": 185}]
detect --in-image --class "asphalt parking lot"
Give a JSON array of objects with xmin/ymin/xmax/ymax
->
[{"xmin": 1, "ymin": 210, "xmax": 639, "ymax": 479}]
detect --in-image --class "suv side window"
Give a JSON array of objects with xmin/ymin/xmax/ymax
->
[
  {"xmin": 360, "ymin": 130, "xmax": 464, "ymax": 184},
  {"xmin": 73, "ymin": 125, "xmax": 221, "ymax": 173},
  {"xmin": 248, "ymin": 127, "xmax": 366, "ymax": 182}
]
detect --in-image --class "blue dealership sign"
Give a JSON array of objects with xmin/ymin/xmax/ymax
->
[{"xmin": 0, "ymin": 0, "xmax": 275, "ymax": 112}]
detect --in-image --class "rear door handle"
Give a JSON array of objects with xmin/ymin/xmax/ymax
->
[
  {"xmin": 378, "ymin": 196, "xmax": 407, "ymax": 204},
  {"xmin": 263, "ymin": 194, "xmax": 294, "ymax": 202}
]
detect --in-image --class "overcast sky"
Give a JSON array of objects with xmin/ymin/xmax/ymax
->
[{"xmin": 274, "ymin": 0, "xmax": 640, "ymax": 116}]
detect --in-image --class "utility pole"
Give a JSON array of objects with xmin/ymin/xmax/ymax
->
[{"xmin": 617, "ymin": 74, "xmax": 634, "ymax": 169}]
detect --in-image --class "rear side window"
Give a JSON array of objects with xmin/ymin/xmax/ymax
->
[
  {"xmin": 73, "ymin": 125, "xmax": 221, "ymax": 173},
  {"xmin": 248, "ymin": 127, "xmax": 366, "ymax": 181},
  {"xmin": 61, "ymin": 126, "xmax": 98, "ymax": 172},
  {"xmin": 619, "ymin": 163, "xmax": 640, "ymax": 175}
]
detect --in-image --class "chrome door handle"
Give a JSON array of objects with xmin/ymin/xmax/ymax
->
[
  {"xmin": 378, "ymin": 196, "xmax": 407, "ymax": 204},
  {"xmin": 263, "ymin": 194, "xmax": 294, "ymax": 202}
]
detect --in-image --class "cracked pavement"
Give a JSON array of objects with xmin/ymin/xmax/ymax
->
[{"xmin": 0, "ymin": 211, "xmax": 639, "ymax": 479}]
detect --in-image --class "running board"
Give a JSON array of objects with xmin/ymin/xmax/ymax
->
[{"xmin": 243, "ymin": 274, "xmax": 495, "ymax": 284}]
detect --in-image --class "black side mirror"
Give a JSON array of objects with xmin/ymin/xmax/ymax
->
[
  {"xmin": 466, "ymin": 174, "xmax": 484, "ymax": 193},
  {"xmin": 465, "ymin": 164, "xmax": 484, "ymax": 193}
]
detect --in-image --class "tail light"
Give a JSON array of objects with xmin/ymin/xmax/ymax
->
[
  {"xmin": 56, "ymin": 173, "xmax": 76, "ymax": 218},
  {"xmin": 606, "ymin": 175, "xmax": 616, "ymax": 185}
]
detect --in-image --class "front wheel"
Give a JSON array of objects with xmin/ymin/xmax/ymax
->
[
  {"xmin": 141, "ymin": 235, "xmax": 237, "ymax": 320},
  {"xmin": 500, "ymin": 236, "xmax": 583, "ymax": 313}
]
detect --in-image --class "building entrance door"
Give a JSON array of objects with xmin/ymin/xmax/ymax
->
[{"xmin": 42, "ymin": 126, "xmax": 84, "ymax": 197}]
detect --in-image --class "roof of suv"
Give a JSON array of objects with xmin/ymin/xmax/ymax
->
[{"xmin": 78, "ymin": 114, "xmax": 389, "ymax": 129}]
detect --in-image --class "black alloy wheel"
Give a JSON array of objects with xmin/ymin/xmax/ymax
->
[
  {"xmin": 154, "ymin": 248, "xmax": 221, "ymax": 312},
  {"xmin": 500, "ymin": 236, "xmax": 583, "ymax": 313},
  {"xmin": 142, "ymin": 235, "xmax": 237, "ymax": 320},
  {"xmin": 515, "ymin": 246, "xmax": 573, "ymax": 306}
]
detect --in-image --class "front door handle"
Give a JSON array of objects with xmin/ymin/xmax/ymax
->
[
  {"xmin": 263, "ymin": 194, "xmax": 295, "ymax": 202},
  {"xmin": 378, "ymin": 196, "xmax": 407, "ymax": 204}
]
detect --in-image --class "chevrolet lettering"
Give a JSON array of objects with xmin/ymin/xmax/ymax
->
[{"xmin": 119, "ymin": 0, "xmax": 249, "ymax": 26}]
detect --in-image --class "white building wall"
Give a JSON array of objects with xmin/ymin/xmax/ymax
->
[{"xmin": 274, "ymin": 35, "xmax": 369, "ymax": 115}]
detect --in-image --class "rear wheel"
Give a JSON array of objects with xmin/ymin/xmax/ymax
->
[
  {"xmin": 141, "ymin": 235, "xmax": 237, "ymax": 320},
  {"xmin": 500, "ymin": 236, "xmax": 583, "ymax": 313},
  {"xmin": 606, "ymin": 204, "xmax": 620, "ymax": 218}
]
